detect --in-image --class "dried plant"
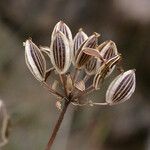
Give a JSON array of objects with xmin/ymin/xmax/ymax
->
[
  {"xmin": 23, "ymin": 21, "xmax": 136, "ymax": 150},
  {"xmin": 0, "ymin": 100, "xmax": 10, "ymax": 148}
]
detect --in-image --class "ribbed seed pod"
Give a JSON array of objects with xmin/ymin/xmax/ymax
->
[
  {"xmin": 51, "ymin": 21, "xmax": 72, "ymax": 44},
  {"xmin": 73, "ymin": 29, "xmax": 88, "ymax": 61},
  {"xmin": 106, "ymin": 70, "xmax": 136, "ymax": 105},
  {"xmin": 25, "ymin": 39, "xmax": 46, "ymax": 82},
  {"xmin": 0, "ymin": 100, "xmax": 10, "ymax": 148},
  {"xmin": 98, "ymin": 40, "xmax": 118, "ymax": 77},
  {"xmin": 85, "ymin": 58, "xmax": 100, "ymax": 75},
  {"xmin": 98, "ymin": 40, "xmax": 117, "ymax": 60},
  {"xmin": 50, "ymin": 31, "xmax": 71, "ymax": 74},
  {"xmin": 93, "ymin": 54, "xmax": 121, "ymax": 89},
  {"xmin": 75, "ymin": 33, "xmax": 100, "ymax": 68}
]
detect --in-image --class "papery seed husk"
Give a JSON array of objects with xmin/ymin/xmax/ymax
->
[
  {"xmin": 75, "ymin": 33, "xmax": 100, "ymax": 68},
  {"xmin": 50, "ymin": 31, "xmax": 71, "ymax": 74},
  {"xmin": 73, "ymin": 29, "xmax": 88, "ymax": 62},
  {"xmin": 74, "ymin": 80, "xmax": 85, "ymax": 91},
  {"xmin": 85, "ymin": 58, "xmax": 100, "ymax": 75},
  {"xmin": 97, "ymin": 40, "xmax": 118, "ymax": 77},
  {"xmin": 106, "ymin": 69, "xmax": 136, "ymax": 105},
  {"xmin": 51, "ymin": 21, "xmax": 72, "ymax": 43},
  {"xmin": 25, "ymin": 39, "xmax": 46, "ymax": 82},
  {"xmin": 93, "ymin": 54, "xmax": 121, "ymax": 89}
]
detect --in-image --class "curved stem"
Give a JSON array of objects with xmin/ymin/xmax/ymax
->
[{"xmin": 45, "ymin": 100, "xmax": 70, "ymax": 150}]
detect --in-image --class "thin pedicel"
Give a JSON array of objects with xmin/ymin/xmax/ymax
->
[{"xmin": 24, "ymin": 21, "xmax": 136, "ymax": 150}]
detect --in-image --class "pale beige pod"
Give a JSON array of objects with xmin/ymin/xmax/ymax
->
[
  {"xmin": 75, "ymin": 33, "xmax": 100, "ymax": 69},
  {"xmin": 24, "ymin": 39, "xmax": 46, "ymax": 82},
  {"xmin": 106, "ymin": 69, "xmax": 136, "ymax": 105},
  {"xmin": 51, "ymin": 21, "xmax": 73, "ymax": 45},
  {"xmin": 98, "ymin": 40, "xmax": 118, "ymax": 77},
  {"xmin": 93, "ymin": 54, "xmax": 121, "ymax": 89},
  {"xmin": 50, "ymin": 31, "xmax": 71, "ymax": 74},
  {"xmin": 85, "ymin": 58, "xmax": 100, "ymax": 75},
  {"xmin": 73, "ymin": 28, "xmax": 88, "ymax": 63}
]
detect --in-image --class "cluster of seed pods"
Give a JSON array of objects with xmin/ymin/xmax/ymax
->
[{"xmin": 24, "ymin": 21, "xmax": 136, "ymax": 107}]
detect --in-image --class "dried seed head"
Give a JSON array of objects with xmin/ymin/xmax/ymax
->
[
  {"xmin": 75, "ymin": 33, "xmax": 100, "ymax": 68},
  {"xmin": 0, "ymin": 100, "xmax": 10, "ymax": 148},
  {"xmin": 51, "ymin": 21, "xmax": 72, "ymax": 43},
  {"xmin": 50, "ymin": 31, "xmax": 71, "ymax": 74},
  {"xmin": 73, "ymin": 29, "xmax": 88, "ymax": 60},
  {"xmin": 93, "ymin": 54, "xmax": 121, "ymax": 89},
  {"xmin": 24, "ymin": 39, "xmax": 46, "ymax": 82},
  {"xmin": 106, "ymin": 69, "xmax": 136, "ymax": 105}
]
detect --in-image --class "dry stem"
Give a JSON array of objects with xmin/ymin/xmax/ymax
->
[{"xmin": 45, "ymin": 100, "xmax": 70, "ymax": 150}]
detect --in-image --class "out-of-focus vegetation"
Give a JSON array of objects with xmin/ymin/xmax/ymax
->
[{"xmin": 0, "ymin": 0, "xmax": 150, "ymax": 150}]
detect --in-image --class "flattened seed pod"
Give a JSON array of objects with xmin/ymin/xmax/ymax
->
[
  {"xmin": 85, "ymin": 58, "xmax": 100, "ymax": 75},
  {"xmin": 93, "ymin": 54, "xmax": 121, "ymax": 89},
  {"xmin": 50, "ymin": 31, "xmax": 71, "ymax": 74},
  {"xmin": 51, "ymin": 21, "xmax": 72, "ymax": 44},
  {"xmin": 98, "ymin": 40, "xmax": 118, "ymax": 76},
  {"xmin": 98, "ymin": 40, "xmax": 117, "ymax": 59},
  {"xmin": 75, "ymin": 33, "xmax": 100, "ymax": 68},
  {"xmin": 73, "ymin": 29, "xmax": 88, "ymax": 61},
  {"xmin": 24, "ymin": 39, "xmax": 46, "ymax": 82},
  {"xmin": 106, "ymin": 70, "xmax": 136, "ymax": 105}
]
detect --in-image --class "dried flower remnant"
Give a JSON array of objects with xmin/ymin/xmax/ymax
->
[
  {"xmin": 0, "ymin": 100, "xmax": 10, "ymax": 148},
  {"xmin": 23, "ymin": 21, "xmax": 136, "ymax": 150}
]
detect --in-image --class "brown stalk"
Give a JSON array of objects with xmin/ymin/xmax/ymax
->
[
  {"xmin": 59, "ymin": 74, "xmax": 68, "ymax": 97},
  {"xmin": 45, "ymin": 100, "xmax": 70, "ymax": 150}
]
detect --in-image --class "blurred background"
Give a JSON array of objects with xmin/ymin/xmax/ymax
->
[{"xmin": 0, "ymin": 0, "xmax": 150, "ymax": 150}]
